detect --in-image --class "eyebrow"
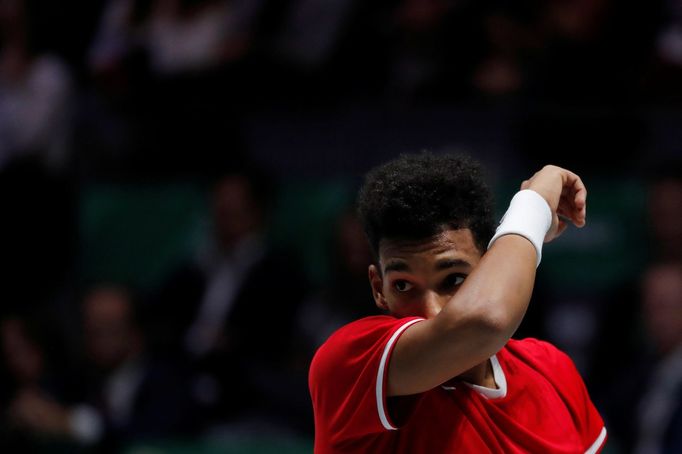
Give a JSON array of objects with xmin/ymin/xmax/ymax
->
[
  {"xmin": 384, "ymin": 261, "xmax": 410, "ymax": 274},
  {"xmin": 435, "ymin": 258, "xmax": 471, "ymax": 270},
  {"xmin": 383, "ymin": 258, "xmax": 471, "ymax": 274}
]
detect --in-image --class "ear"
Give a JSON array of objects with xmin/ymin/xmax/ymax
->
[{"xmin": 369, "ymin": 264, "xmax": 388, "ymax": 311}]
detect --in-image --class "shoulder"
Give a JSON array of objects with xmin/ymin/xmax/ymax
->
[
  {"xmin": 312, "ymin": 316, "xmax": 420, "ymax": 365},
  {"xmin": 503, "ymin": 338, "xmax": 585, "ymax": 385},
  {"xmin": 328, "ymin": 315, "xmax": 418, "ymax": 342},
  {"xmin": 309, "ymin": 315, "xmax": 423, "ymax": 386},
  {"xmin": 505, "ymin": 340, "xmax": 606, "ymax": 450},
  {"xmin": 504, "ymin": 338, "xmax": 588, "ymax": 396},
  {"xmin": 505, "ymin": 337, "xmax": 573, "ymax": 365}
]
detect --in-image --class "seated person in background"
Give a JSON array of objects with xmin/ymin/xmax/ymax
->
[
  {"xmin": 6, "ymin": 285, "xmax": 196, "ymax": 450},
  {"xmin": 309, "ymin": 153, "xmax": 606, "ymax": 452},
  {"xmin": 588, "ymin": 159, "xmax": 682, "ymax": 427},
  {"xmin": 646, "ymin": 160, "xmax": 682, "ymax": 262},
  {"xmin": 152, "ymin": 167, "xmax": 309, "ymax": 434},
  {"xmin": 604, "ymin": 261, "xmax": 682, "ymax": 454},
  {"xmin": 635, "ymin": 261, "xmax": 682, "ymax": 453},
  {"xmin": 297, "ymin": 208, "xmax": 378, "ymax": 352}
]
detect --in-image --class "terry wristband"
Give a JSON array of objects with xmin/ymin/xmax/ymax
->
[{"xmin": 487, "ymin": 189, "xmax": 552, "ymax": 267}]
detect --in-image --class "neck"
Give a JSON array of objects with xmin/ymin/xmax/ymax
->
[{"xmin": 459, "ymin": 358, "xmax": 496, "ymax": 388}]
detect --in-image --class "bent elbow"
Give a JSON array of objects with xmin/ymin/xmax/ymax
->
[
  {"xmin": 453, "ymin": 298, "xmax": 519, "ymax": 352},
  {"xmin": 481, "ymin": 301, "xmax": 516, "ymax": 334}
]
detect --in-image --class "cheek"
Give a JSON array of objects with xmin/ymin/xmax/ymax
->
[{"xmin": 384, "ymin": 293, "xmax": 421, "ymax": 317}]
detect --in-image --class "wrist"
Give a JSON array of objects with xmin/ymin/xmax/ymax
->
[{"xmin": 487, "ymin": 189, "xmax": 552, "ymax": 267}]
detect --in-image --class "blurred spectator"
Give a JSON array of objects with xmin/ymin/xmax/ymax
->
[
  {"xmin": 296, "ymin": 208, "xmax": 376, "ymax": 354},
  {"xmin": 384, "ymin": 0, "xmax": 484, "ymax": 102},
  {"xmin": 643, "ymin": 0, "xmax": 682, "ymax": 104},
  {"xmin": 151, "ymin": 167, "xmax": 310, "ymax": 436},
  {"xmin": 514, "ymin": 0, "xmax": 657, "ymax": 174},
  {"xmin": 634, "ymin": 261, "xmax": 682, "ymax": 453},
  {"xmin": 4, "ymin": 285, "xmax": 197, "ymax": 451},
  {"xmin": 589, "ymin": 160, "xmax": 682, "ymax": 403},
  {"xmin": 275, "ymin": 0, "xmax": 355, "ymax": 71},
  {"xmin": 645, "ymin": 160, "xmax": 682, "ymax": 262},
  {"xmin": 79, "ymin": 285, "xmax": 197, "ymax": 447},
  {"xmin": 260, "ymin": 0, "xmax": 389, "ymax": 105},
  {"xmin": 0, "ymin": 315, "xmax": 72, "ymax": 451},
  {"xmin": 0, "ymin": 0, "xmax": 73, "ymax": 172},
  {"xmin": 472, "ymin": 2, "xmax": 543, "ymax": 98},
  {"xmin": 600, "ymin": 261, "xmax": 682, "ymax": 454},
  {"xmin": 656, "ymin": 0, "xmax": 682, "ymax": 69},
  {"xmin": 89, "ymin": 0, "xmax": 261, "ymax": 78},
  {"xmin": 145, "ymin": 0, "xmax": 260, "ymax": 76},
  {"xmin": 83, "ymin": 0, "xmax": 255, "ymax": 177}
]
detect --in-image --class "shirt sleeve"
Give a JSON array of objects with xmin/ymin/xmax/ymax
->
[{"xmin": 309, "ymin": 315, "xmax": 424, "ymax": 446}]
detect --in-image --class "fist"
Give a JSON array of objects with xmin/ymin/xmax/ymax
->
[{"xmin": 521, "ymin": 165, "xmax": 587, "ymax": 242}]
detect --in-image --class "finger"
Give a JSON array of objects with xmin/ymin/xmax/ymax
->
[
  {"xmin": 575, "ymin": 204, "xmax": 586, "ymax": 228},
  {"xmin": 557, "ymin": 202, "xmax": 585, "ymax": 228},
  {"xmin": 559, "ymin": 173, "xmax": 587, "ymax": 227},
  {"xmin": 565, "ymin": 188, "xmax": 586, "ymax": 228},
  {"xmin": 564, "ymin": 170, "xmax": 587, "ymax": 210}
]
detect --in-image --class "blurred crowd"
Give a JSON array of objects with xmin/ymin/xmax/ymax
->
[{"xmin": 0, "ymin": 0, "xmax": 681, "ymax": 452}]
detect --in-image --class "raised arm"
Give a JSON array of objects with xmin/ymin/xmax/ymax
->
[{"xmin": 386, "ymin": 165, "xmax": 587, "ymax": 396}]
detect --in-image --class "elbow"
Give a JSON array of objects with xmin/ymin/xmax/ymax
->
[
  {"xmin": 468, "ymin": 277, "xmax": 530, "ymax": 336},
  {"xmin": 471, "ymin": 306, "xmax": 513, "ymax": 350},
  {"xmin": 477, "ymin": 300, "xmax": 518, "ymax": 338},
  {"xmin": 443, "ymin": 297, "xmax": 519, "ymax": 353}
]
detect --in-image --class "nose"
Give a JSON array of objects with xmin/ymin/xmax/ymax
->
[{"xmin": 423, "ymin": 291, "xmax": 446, "ymax": 319}]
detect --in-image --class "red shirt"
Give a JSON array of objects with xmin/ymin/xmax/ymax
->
[{"xmin": 309, "ymin": 315, "xmax": 606, "ymax": 453}]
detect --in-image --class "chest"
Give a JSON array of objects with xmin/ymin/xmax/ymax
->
[{"xmin": 392, "ymin": 378, "xmax": 583, "ymax": 453}]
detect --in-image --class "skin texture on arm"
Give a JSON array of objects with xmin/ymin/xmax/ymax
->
[{"xmin": 381, "ymin": 165, "xmax": 587, "ymax": 396}]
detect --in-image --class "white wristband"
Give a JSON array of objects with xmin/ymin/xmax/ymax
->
[{"xmin": 487, "ymin": 189, "xmax": 552, "ymax": 267}]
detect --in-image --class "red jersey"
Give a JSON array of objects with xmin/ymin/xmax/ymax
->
[{"xmin": 309, "ymin": 315, "xmax": 606, "ymax": 453}]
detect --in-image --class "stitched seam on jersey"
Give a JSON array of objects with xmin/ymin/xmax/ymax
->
[
  {"xmin": 584, "ymin": 427, "xmax": 607, "ymax": 454},
  {"xmin": 376, "ymin": 318, "xmax": 424, "ymax": 431}
]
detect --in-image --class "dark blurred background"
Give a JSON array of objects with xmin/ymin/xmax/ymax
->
[{"xmin": 0, "ymin": 0, "xmax": 681, "ymax": 452}]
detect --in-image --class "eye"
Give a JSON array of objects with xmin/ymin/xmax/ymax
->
[
  {"xmin": 393, "ymin": 280, "xmax": 414, "ymax": 292},
  {"xmin": 442, "ymin": 274, "xmax": 466, "ymax": 290}
]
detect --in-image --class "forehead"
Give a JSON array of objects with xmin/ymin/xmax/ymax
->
[{"xmin": 378, "ymin": 229, "xmax": 481, "ymax": 269}]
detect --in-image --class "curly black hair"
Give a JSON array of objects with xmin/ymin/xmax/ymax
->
[{"xmin": 357, "ymin": 152, "xmax": 496, "ymax": 257}]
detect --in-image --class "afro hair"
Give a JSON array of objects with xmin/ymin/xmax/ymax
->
[{"xmin": 357, "ymin": 152, "xmax": 496, "ymax": 256}]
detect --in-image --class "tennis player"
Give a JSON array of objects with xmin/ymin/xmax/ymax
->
[{"xmin": 309, "ymin": 153, "xmax": 606, "ymax": 452}]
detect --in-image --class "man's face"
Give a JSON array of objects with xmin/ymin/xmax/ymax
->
[
  {"xmin": 369, "ymin": 228, "xmax": 482, "ymax": 319},
  {"xmin": 84, "ymin": 288, "xmax": 138, "ymax": 370},
  {"xmin": 213, "ymin": 176, "xmax": 261, "ymax": 250}
]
